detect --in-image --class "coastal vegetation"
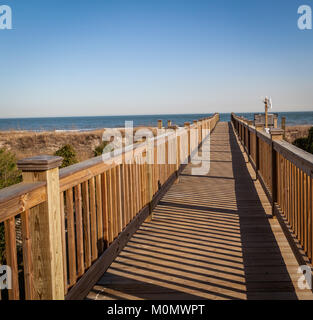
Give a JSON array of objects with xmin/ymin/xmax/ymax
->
[
  {"xmin": 293, "ymin": 127, "xmax": 313, "ymax": 154},
  {"xmin": 0, "ymin": 148, "xmax": 21, "ymax": 263},
  {"xmin": 54, "ymin": 144, "xmax": 78, "ymax": 168},
  {"xmin": 93, "ymin": 141, "xmax": 110, "ymax": 157}
]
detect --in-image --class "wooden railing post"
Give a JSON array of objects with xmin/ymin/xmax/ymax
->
[
  {"xmin": 145, "ymin": 138, "xmax": 154, "ymax": 222},
  {"xmin": 167, "ymin": 120, "xmax": 172, "ymax": 128},
  {"xmin": 184, "ymin": 122, "xmax": 191, "ymax": 160},
  {"xmin": 281, "ymin": 116, "xmax": 286, "ymax": 139},
  {"xmin": 240, "ymin": 122, "xmax": 243, "ymax": 142},
  {"xmin": 247, "ymin": 121, "xmax": 253, "ymax": 156},
  {"xmin": 176, "ymin": 128, "xmax": 181, "ymax": 178},
  {"xmin": 255, "ymin": 124, "xmax": 264, "ymax": 179},
  {"xmin": 270, "ymin": 129, "xmax": 284, "ymax": 217},
  {"xmin": 157, "ymin": 120, "xmax": 163, "ymax": 129},
  {"xmin": 17, "ymin": 155, "xmax": 65, "ymax": 300}
]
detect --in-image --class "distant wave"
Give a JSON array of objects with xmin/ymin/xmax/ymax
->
[{"xmin": 0, "ymin": 112, "xmax": 312, "ymax": 131}]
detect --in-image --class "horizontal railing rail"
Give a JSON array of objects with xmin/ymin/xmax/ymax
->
[
  {"xmin": 0, "ymin": 113, "xmax": 219, "ymax": 300},
  {"xmin": 231, "ymin": 113, "xmax": 313, "ymax": 266}
]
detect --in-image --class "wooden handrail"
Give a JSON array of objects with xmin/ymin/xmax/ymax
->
[
  {"xmin": 273, "ymin": 140, "xmax": 313, "ymax": 176},
  {"xmin": 231, "ymin": 112, "xmax": 313, "ymax": 267},
  {"xmin": 0, "ymin": 182, "xmax": 46, "ymax": 223},
  {"xmin": 0, "ymin": 113, "xmax": 219, "ymax": 300},
  {"xmin": 232, "ymin": 113, "xmax": 313, "ymax": 175}
]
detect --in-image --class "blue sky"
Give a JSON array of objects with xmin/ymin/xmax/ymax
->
[{"xmin": 0, "ymin": 0, "xmax": 312, "ymax": 117}]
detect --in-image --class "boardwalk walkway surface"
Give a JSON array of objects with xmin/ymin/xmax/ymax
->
[{"xmin": 87, "ymin": 122, "xmax": 313, "ymax": 300}]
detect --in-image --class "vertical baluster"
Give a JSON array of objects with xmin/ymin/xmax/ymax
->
[
  {"xmin": 310, "ymin": 176, "xmax": 313, "ymax": 261},
  {"xmin": 119, "ymin": 163, "xmax": 125, "ymax": 229},
  {"xmin": 66, "ymin": 188, "xmax": 76, "ymax": 286},
  {"xmin": 95, "ymin": 175, "xmax": 103, "ymax": 254},
  {"xmin": 300, "ymin": 170, "xmax": 304, "ymax": 248},
  {"xmin": 21, "ymin": 209, "xmax": 35, "ymax": 299},
  {"xmin": 82, "ymin": 181, "xmax": 91, "ymax": 268},
  {"xmin": 89, "ymin": 177, "xmax": 98, "ymax": 262},
  {"xmin": 4, "ymin": 217, "xmax": 19, "ymax": 300},
  {"xmin": 60, "ymin": 192, "xmax": 68, "ymax": 294},
  {"xmin": 74, "ymin": 184, "xmax": 84, "ymax": 278},
  {"xmin": 304, "ymin": 173, "xmax": 308, "ymax": 254},
  {"xmin": 123, "ymin": 162, "xmax": 130, "ymax": 226},
  {"xmin": 105, "ymin": 169, "xmax": 114, "ymax": 244},
  {"xmin": 116, "ymin": 165, "xmax": 122, "ymax": 234},
  {"xmin": 101, "ymin": 173, "xmax": 109, "ymax": 249},
  {"xmin": 111, "ymin": 167, "xmax": 118, "ymax": 238},
  {"xmin": 297, "ymin": 168, "xmax": 301, "ymax": 238}
]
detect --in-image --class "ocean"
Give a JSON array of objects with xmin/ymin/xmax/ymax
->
[{"xmin": 0, "ymin": 112, "xmax": 312, "ymax": 131}]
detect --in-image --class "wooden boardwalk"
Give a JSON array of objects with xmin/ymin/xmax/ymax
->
[{"xmin": 87, "ymin": 122, "xmax": 313, "ymax": 300}]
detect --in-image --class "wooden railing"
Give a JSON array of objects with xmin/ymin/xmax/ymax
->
[
  {"xmin": 231, "ymin": 113, "xmax": 313, "ymax": 265},
  {"xmin": 0, "ymin": 113, "xmax": 219, "ymax": 300}
]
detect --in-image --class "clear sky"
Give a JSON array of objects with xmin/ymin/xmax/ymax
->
[{"xmin": 0, "ymin": 0, "xmax": 312, "ymax": 118}]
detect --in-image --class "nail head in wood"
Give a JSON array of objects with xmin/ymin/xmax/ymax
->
[{"xmin": 17, "ymin": 155, "xmax": 63, "ymax": 172}]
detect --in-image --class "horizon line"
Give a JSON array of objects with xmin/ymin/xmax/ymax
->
[{"xmin": 0, "ymin": 110, "xmax": 312, "ymax": 120}]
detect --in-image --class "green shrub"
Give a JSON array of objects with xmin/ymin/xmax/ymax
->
[
  {"xmin": 93, "ymin": 141, "xmax": 111, "ymax": 157},
  {"xmin": 293, "ymin": 137, "xmax": 308, "ymax": 151},
  {"xmin": 308, "ymin": 127, "xmax": 313, "ymax": 144},
  {"xmin": 0, "ymin": 148, "xmax": 22, "ymax": 263},
  {"xmin": 0, "ymin": 148, "xmax": 22, "ymax": 189},
  {"xmin": 292, "ymin": 127, "xmax": 313, "ymax": 155},
  {"xmin": 307, "ymin": 127, "xmax": 313, "ymax": 154},
  {"xmin": 54, "ymin": 144, "xmax": 78, "ymax": 168}
]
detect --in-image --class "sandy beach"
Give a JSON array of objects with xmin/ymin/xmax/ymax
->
[
  {"xmin": 284, "ymin": 124, "xmax": 312, "ymax": 144},
  {"xmin": 0, "ymin": 124, "xmax": 311, "ymax": 162},
  {"xmin": 0, "ymin": 126, "xmax": 159, "ymax": 162}
]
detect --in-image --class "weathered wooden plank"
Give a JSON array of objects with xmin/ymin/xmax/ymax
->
[
  {"xmin": 95, "ymin": 175, "xmax": 104, "ymax": 254},
  {"xmin": 59, "ymin": 193, "xmax": 68, "ymax": 294},
  {"xmin": 101, "ymin": 173, "xmax": 109, "ymax": 249},
  {"xmin": 89, "ymin": 177, "xmax": 98, "ymax": 262},
  {"xmin": 66, "ymin": 188, "xmax": 76, "ymax": 287},
  {"xmin": 5, "ymin": 217, "xmax": 19, "ymax": 300},
  {"xmin": 74, "ymin": 184, "xmax": 84, "ymax": 277},
  {"xmin": 86, "ymin": 121, "xmax": 311, "ymax": 301},
  {"xmin": 82, "ymin": 181, "xmax": 91, "ymax": 269},
  {"xmin": 21, "ymin": 209, "xmax": 34, "ymax": 299},
  {"xmin": 0, "ymin": 182, "xmax": 46, "ymax": 223}
]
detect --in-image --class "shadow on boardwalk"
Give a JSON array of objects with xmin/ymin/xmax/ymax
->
[{"xmin": 87, "ymin": 122, "xmax": 310, "ymax": 300}]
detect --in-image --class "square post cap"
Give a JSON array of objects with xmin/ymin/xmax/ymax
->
[
  {"xmin": 270, "ymin": 128, "xmax": 284, "ymax": 140},
  {"xmin": 255, "ymin": 123, "xmax": 264, "ymax": 131},
  {"xmin": 17, "ymin": 155, "xmax": 63, "ymax": 172}
]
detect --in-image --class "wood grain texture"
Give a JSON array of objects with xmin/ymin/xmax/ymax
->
[
  {"xmin": 21, "ymin": 209, "xmax": 35, "ymax": 299},
  {"xmin": 4, "ymin": 217, "xmax": 19, "ymax": 300},
  {"xmin": 0, "ymin": 182, "xmax": 46, "ymax": 223},
  {"xmin": 87, "ymin": 122, "xmax": 312, "ymax": 300},
  {"xmin": 22, "ymin": 168, "xmax": 64, "ymax": 299}
]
